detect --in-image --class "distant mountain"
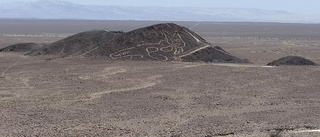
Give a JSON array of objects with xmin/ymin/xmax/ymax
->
[{"xmin": 0, "ymin": 0, "xmax": 319, "ymax": 23}]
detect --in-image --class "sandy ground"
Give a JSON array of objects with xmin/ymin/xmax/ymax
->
[{"xmin": 1, "ymin": 20, "xmax": 320, "ymax": 136}]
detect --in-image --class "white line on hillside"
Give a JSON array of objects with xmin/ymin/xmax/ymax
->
[
  {"xmin": 179, "ymin": 45, "xmax": 211, "ymax": 58},
  {"xmin": 1, "ymin": 60, "xmax": 21, "ymax": 76},
  {"xmin": 189, "ymin": 23, "xmax": 200, "ymax": 30},
  {"xmin": 184, "ymin": 29, "xmax": 201, "ymax": 43}
]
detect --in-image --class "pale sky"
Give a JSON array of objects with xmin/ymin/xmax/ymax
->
[{"xmin": 1, "ymin": 0, "xmax": 319, "ymax": 14}]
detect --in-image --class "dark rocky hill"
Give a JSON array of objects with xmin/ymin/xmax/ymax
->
[
  {"xmin": 1, "ymin": 23, "xmax": 248, "ymax": 63},
  {"xmin": 27, "ymin": 30, "xmax": 123, "ymax": 56},
  {"xmin": 0, "ymin": 43, "xmax": 44, "ymax": 54},
  {"xmin": 267, "ymin": 56, "xmax": 316, "ymax": 66},
  {"xmin": 83, "ymin": 23, "xmax": 248, "ymax": 63}
]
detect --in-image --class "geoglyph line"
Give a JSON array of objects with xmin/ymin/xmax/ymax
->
[
  {"xmin": 179, "ymin": 45, "xmax": 211, "ymax": 58},
  {"xmin": 88, "ymin": 81, "xmax": 157, "ymax": 100},
  {"xmin": 184, "ymin": 28, "xmax": 201, "ymax": 43},
  {"xmin": 85, "ymin": 75, "xmax": 162, "ymax": 101},
  {"xmin": 178, "ymin": 28, "xmax": 212, "ymax": 58},
  {"xmin": 109, "ymin": 30, "xmax": 186, "ymax": 60},
  {"xmin": 189, "ymin": 23, "xmax": 200, "ymax": 30},
  {"xmin": 1, "ymin": 59, "xmax": 21, "ymax": 76}
]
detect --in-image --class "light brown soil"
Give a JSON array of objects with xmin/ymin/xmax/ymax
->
[{"xmin": 1, "ymin": 20, "xmax": 320, "ymax": 136}]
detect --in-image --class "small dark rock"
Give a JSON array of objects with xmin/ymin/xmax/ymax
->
[{"xmin": 267, "ymin": 56, "xmax": 316, "ymax": 66}]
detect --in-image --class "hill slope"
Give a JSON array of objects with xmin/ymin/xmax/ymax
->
[
  {"xmin": 0, "ymin": 43, "xmax": 45, "ymax": 54},
  {"xmin": 27, "ymin": 30, "xmax": 123, "ymax": 56}
]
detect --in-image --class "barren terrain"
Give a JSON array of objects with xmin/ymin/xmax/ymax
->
[{"xmin": 1, "ymin": 20, "xmax": 320, "ymax": 136}]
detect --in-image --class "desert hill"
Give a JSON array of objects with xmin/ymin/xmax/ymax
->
[
  {"xmin": 27, "ymin": 30, "xmax": 123, "ymax": 56},
  {"xmin": 1, "ymin": 23, "xmax": 248, "ymax": 63},
  {"xmin": 0, "ymin": 43, "xmax": 44, "ymax": 54},
  {"xmin": 83, "ymin": 23, "xmax": 210, "ymax": 60},
  {"xmin": 267, "ymin": 56, "xmax": 317, "ymax": 66},
  {"xmin": 82, "ymin": 23, "xmax": 248, "ymax": 63}
]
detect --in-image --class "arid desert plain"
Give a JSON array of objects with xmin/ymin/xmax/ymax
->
[{"xmin": 1, "ymin": 20, "xmax": 320, "ymax": 136}]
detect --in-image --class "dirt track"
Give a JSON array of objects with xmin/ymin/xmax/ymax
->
[{"xmin": 1, "ymin": 20, "xmax": 320, "ymax": 136}]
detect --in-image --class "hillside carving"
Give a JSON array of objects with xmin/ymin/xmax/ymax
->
[{"xmin": 110, "ymin": 31, "xmax": 186, "ymax": 60}]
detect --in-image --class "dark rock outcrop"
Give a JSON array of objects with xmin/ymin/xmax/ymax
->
[{"xmin": 267, "ymin": 56, "xmax": 316, "ymax": 66}]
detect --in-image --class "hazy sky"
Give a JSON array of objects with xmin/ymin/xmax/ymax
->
[{"xmin": 1, "ymin": 0, "xmax": 319, "ymax": 14}]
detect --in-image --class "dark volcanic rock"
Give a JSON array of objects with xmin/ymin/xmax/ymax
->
[
  {"xmin": 0, "ymin": 43, "xmax": 44, "ymax": 54},
  {"xmin": 27, "ymin": 30, "xmax": 123, "ymax": 56},
  {"xmin": 83, "ymin": 23, "xmax": 247, "ymax": 63},
  {"xmin": 267, "ymin": 56, "xmax": 316, "ymax": 66}
]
